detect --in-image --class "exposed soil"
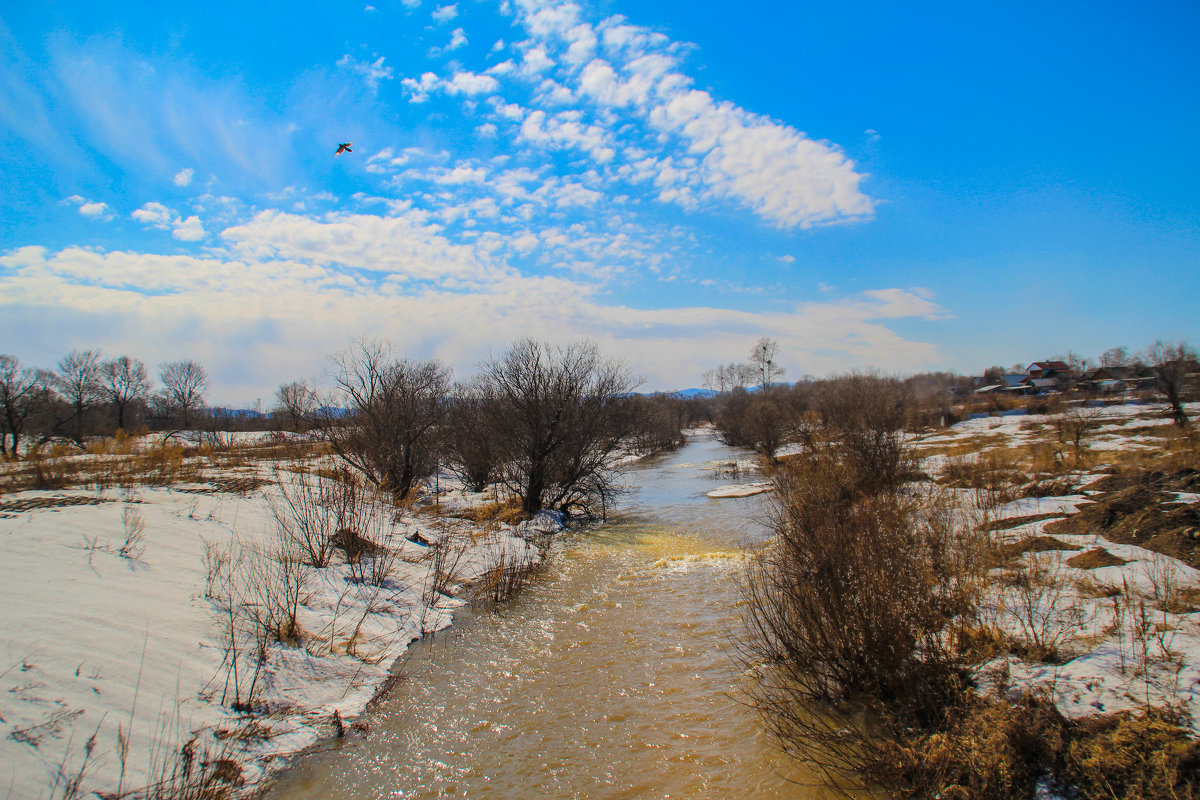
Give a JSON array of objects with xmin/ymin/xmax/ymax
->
[
  {"xmin": 1045, "ymin": 471, "xmax": 1200, "ymax": 568},
  {"xmin": 998, "ymin": 536, "xmax": 1084, "ymax": 561},
  {"xmin": 985, "ymin": 512, "xmax": 1069, "ymax": 532},
  {"xmin": 174, "ymin": 475, "xmax": 272, "ymax": 495},
  {"xmin": 1066, "ymin": 548, "xmax": 1129, "ymax": 570}
]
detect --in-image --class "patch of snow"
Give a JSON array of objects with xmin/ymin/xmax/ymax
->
[{"xmin": 706, "ymin": 482, "xmax": 773, "ymax": 498}]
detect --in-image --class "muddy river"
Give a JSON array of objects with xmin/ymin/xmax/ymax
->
[{"xmin": 270, "ymin": 432, "xmax": 834, "ymax": 799}]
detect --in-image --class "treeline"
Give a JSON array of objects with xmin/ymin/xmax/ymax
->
[
  {"xmin": 0, "ymin": 350, "xmax": 211, "ymax": 456},
  {"xmin": 2, "ymin": 339, "xmax": 704, "ymax": 519},
  {"xmin": 707, "ymin": 372, "xmax": 959, "ymax": 464},
  {"xmin": 283, "ymin": 339, "xmax": 700, "ymax": 517},
  {"xmin": 703, "ymin": 337, "xmax": 1198, "ymax": 460}
]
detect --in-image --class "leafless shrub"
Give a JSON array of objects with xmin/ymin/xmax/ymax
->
[
  {"xmin": 322, "ymin": 340, "xmax": 450, "ymax": 501},
  {"xmin": 1055, "ymin": 403, "xmax": 1106, "ymax": 466},
  {"xmin": 740, "ymin": 437, "xmax": 989, "ymax": 789},
  {"xmin": 120, "ymin": 505, "xmax": 147, "ymax": 560},
  {"xmin": 342, "ymin": 496, "xmax": 400, "ymax": 587},
  {"xmin": 205, "ymin": 530, "xmax": 311, "ymax": 712},
  {"xmin": 472, "ymin": 546, "xmax": 540, "ymax": 606},
  {"xmin": 475, "ymin": 338, "xmax": 641, "ymax": 516},
  {"xmin": 267, "ymin": 467, "xmax": 342, "ymax": 567},
  {"xmin": 1146, "ymin": 552, "xmax": 1191, "ymax": 614},
  {"xmin": 423, "ymin": 521, "xmax": 471, "ymax": 604},
  {"xmin": 1004, "ymin": 553, "xmax": 1088, "ymax": 661}
]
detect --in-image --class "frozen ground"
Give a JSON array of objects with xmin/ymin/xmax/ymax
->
[
  {"xmin": 913, "ymin": 402, "xmax": 1200, "ymax": 731},
  {"xmin": 0, "ymin": 472, "xmax": 554, "ymax": 798}
]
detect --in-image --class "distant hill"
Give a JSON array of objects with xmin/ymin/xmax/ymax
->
[{"xmin": 673, "ymin": 388, "xmax": 718, "ymax": 398}]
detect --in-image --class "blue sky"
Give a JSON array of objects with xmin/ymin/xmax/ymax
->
[{"xmin": 2, "ymin": 0, "xmax": 1197, "ymax": 404}]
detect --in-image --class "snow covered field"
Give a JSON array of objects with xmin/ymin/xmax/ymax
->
[{"xmin": 1, "ymin": 463, "xmax": 555, "ymax": 798}]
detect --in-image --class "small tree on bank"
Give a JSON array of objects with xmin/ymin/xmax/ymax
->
[
  {"xmin": 477, "ymin": 338, "xmax": 640, "ymax": 516},
  {"xmin": 749, "ymin": 337, "xmax": 785, "ymax": 391},
  {"xmin": 324, "ymin": 340, "xmax": 450, "ymax": 502}
]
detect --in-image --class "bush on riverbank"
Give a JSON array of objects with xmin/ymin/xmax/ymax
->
[
  {"xmin": 740, "ymin": 377, "xmax": 993, "ymax": 792},
  {"xmin": 741, "ymin": 389, "xmax": 1200, "ymax": 798}
]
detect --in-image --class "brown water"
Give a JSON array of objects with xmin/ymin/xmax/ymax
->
[{"xmin": 269, "ymin": 434, "xmax": 833, "ymax": 799}]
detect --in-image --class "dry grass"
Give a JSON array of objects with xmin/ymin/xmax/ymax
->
[
  {"xmin": 455, "ymin": 497, "xmax": 527, "ymax": 525},
  {"xmin": 1064, "ymin": 709, "xmax": 1200, "ymax": 800},
  {"xmin": 0, "ymin": 435, "xmax": 324, "ymax": 496},
  {"xmin": 876, "ymin": 690, "xmax": 1066, "ymax": 800}
]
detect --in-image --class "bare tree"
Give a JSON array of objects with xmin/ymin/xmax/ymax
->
[
  {"xmin": 1145, "ymin": 340, "xmax": 1198, "ymax": 430},
  {"xmin": 101, "ymin": 355, "xmax": 149, "ymax": 432},
  {"xmin": 324, "ymin": 340, "xmax": 450, "ymax": 501},
  {"xmin": 444, "ymin": 380, "xmax": 506, "ymax": 492},
  {"xmin": 1100, "ymin": 346, "xmax": 1130, "ymax": 368},
  {"xmin": 749, "ymin": 337, "xmax": 785, "ymax": 390},
  {"xmin": 55, "ymin": 349, "xmax": 105, "ymax": 446},
  {"xmin": 703, "ymin": 362, "xmax": 757, "ymax": 393},
  {"xmin": 274, "ymin": 379, "xmax": 318, "ymax": 432},
  {"xmin": 0, "ymin": 355, "xmax": 48, "ymax": 458},
  {"xmin": 158, "ymin": 360, "xmax": 210, "ymax": 429},
  {"xmin": 477, "ymin": 338, "xmax": 640, "ymax": 516}
]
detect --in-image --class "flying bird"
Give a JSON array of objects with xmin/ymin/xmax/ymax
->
[{"xmin": 335, "ymin": 143, "xmax": 353, "ymax": 156}]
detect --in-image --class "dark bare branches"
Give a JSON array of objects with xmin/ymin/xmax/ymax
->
[
  {"xmin": 157, "ymin": 359, "xmax": 209, "ymax": 430},
  {"xmin": 0, "ymin": 354, "xmax": 48, "ymax": 458},
  {"xmin": 323, "ymin": 340, "xmax": 450, "ymax": 501},
  {"xmin": 102, "ymin": 355, "xmax": 149, "ymax": 433},
  {"xmin": 477, "ymin": 338, "xmax": 640, "ymax": 516}
]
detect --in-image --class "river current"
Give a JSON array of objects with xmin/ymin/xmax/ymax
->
[{"xmin": 269, "ymin": 432, "xmax": 833, "ymax": 799}]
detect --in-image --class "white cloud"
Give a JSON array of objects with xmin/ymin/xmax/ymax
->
[
  {"xmin": 446, "ymin": 71, "xmax": 500, "ymax": 96},
  {"xmin": 337, "ymin": 54, "xmax": 394, "ymax": 91},
  {"xmin": 521, "ymin": 46, "xmax": 554, "ymax": 74},
  {"xmin": 400, "ymin": 72, "xmax": 440, "ymax": 102},
  {"xmin": 172, "ymin": 215, "xmax": 206, "ymax": 241},
  {"xmin": 174, "ymin": 168, "xmax": 194, "ymax": 187},
  {"xmin": 510, "ymin": 232, "xmax": 539, "ymax": 254},
  {"xmin": 132, "ymin": 201, "xmax": 174, "ymax": 228},
  {"xmin": 492, "ymin": 1, "xmax": 876, "ymax": 229},
  {"xmin": 778, "ymin": 254, "xmax": 795, "ymax": 264},
  {"xmin": 78, "ymin": 201, "xmax": 113, "ymax": 221},
  {"xmin": 0, "ymin": 240, "xmax": 945, "ymax": 402},
  {"xmin": 432, "ymin": 3, "xmax": 458, "ymax": 23},
  {"xmin": 131, "ymin": 201, "xmax": 206, "ymax": 240},
  {"xmin": 518, "ymin": 109, "xmax": 614, "ymax": 162},
  {"xmin": 401, "ymin": 0, "xmax": 420, "ymax": 7},
  {"xmin": 64, "ymin": 196, "xmax": 114, "ymax": 221},
  {"xmin": 221, "ymin": 209, "xmax": 503, "ymax": 284}
]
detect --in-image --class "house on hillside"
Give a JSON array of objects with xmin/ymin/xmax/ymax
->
[
  {"xmin": 1026, "ymin": 360, "xmax": 1072, "ymax": 380},
  {"xmin": 1078, "ymin": 365, "xmax": 1161, "ymax": 395},
  {"xmin": 1018, "ymin": 360, "xmax": 1073, "ymax": 393}
]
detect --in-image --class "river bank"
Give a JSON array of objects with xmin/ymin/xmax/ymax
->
[{"xmin": 0, "ymin": 452, "xmax": 559, "ymax": 799}]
